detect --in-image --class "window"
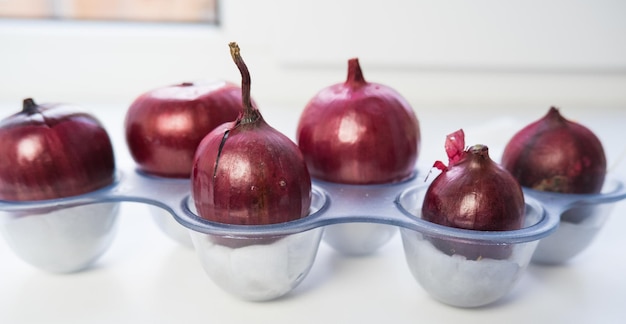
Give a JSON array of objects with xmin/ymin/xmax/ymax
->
[{"xmin": 0, "ymin": 0, "xmax": 218, "ymax": 24}]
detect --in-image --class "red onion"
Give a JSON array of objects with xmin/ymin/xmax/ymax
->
[
  {"xmin": 422, "ymin": 129, "xmax": 525, "ymax": 260},
  {"xmin": 192, "ymin": 42, "xmax": 311, "ymax": 226},
  {"xmin": 296, "ymin": 58, "xmax": 420, "ymax": 184},
  {"xmin": 0, "ymin": 99, "xmax": 115, "ymax": 201},
  {"xmin": 501, "ymin": 107, "xmax": 606, "ymax": 194},
  {"xmin": 125, "ymin": 81, "xmax": 244, "ymax": 178}
]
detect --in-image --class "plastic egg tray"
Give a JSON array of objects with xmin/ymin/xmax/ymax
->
[{"xmin": 1, "ymin": 166, "xmax": 625, "ymax": 307}]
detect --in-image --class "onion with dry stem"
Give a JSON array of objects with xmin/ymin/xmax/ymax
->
[{"xmin": 191, "ymin": 42, "xmax": 311, "ymax": 227}]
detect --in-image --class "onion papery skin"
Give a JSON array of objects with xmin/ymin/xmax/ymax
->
[
  {"xmin": 296, "ymin": 58, "xmax": 420, "ymax": 184},
  {"xmin": 0, "ymin": 99, "xmax": 115, "ymax": 201},
  {"xmin": 125, "ymin": 81, "xmax": 244, "ymax": 178},
  {"xmin": 192, "ymin": 118, "xmax": 312, "ymax": 226},
  {"xmin": 422, "ymin": 144, "xmax": 525, "ymax": 260},
  {"xmin": 501, "ymin": 107, "xmax": 606, "ymax": 194}
]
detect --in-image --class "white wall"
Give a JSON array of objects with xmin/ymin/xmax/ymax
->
[{"xmin": 0, "ymin": 0, "xmax": 625, "ymax": 113}]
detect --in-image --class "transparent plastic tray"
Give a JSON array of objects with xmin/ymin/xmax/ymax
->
[{"xmin": 1, "ymin": 166, "xmax": 625, "ymax": 307}]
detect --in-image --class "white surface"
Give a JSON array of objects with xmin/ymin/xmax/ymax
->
[
  {"xmin": 2, "ymin": 0, "xmax": 626, "ymax": 108},
  {"xmin": 1, "ymin": 103, "xmax": 625, "ymax": 324},
  {"xmin": 274, "ymin": 0, "xmax": 626, "ymax": 69}
]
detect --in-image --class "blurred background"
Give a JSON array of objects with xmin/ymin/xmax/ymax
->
[{"xmin": 0, "ymin": 0, "xmax": 625, "ymax": 112}]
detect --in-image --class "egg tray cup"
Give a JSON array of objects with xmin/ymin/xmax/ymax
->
[{"xmin": 1, "ymin": 166, "xmax": 626, "ymax": 307}]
